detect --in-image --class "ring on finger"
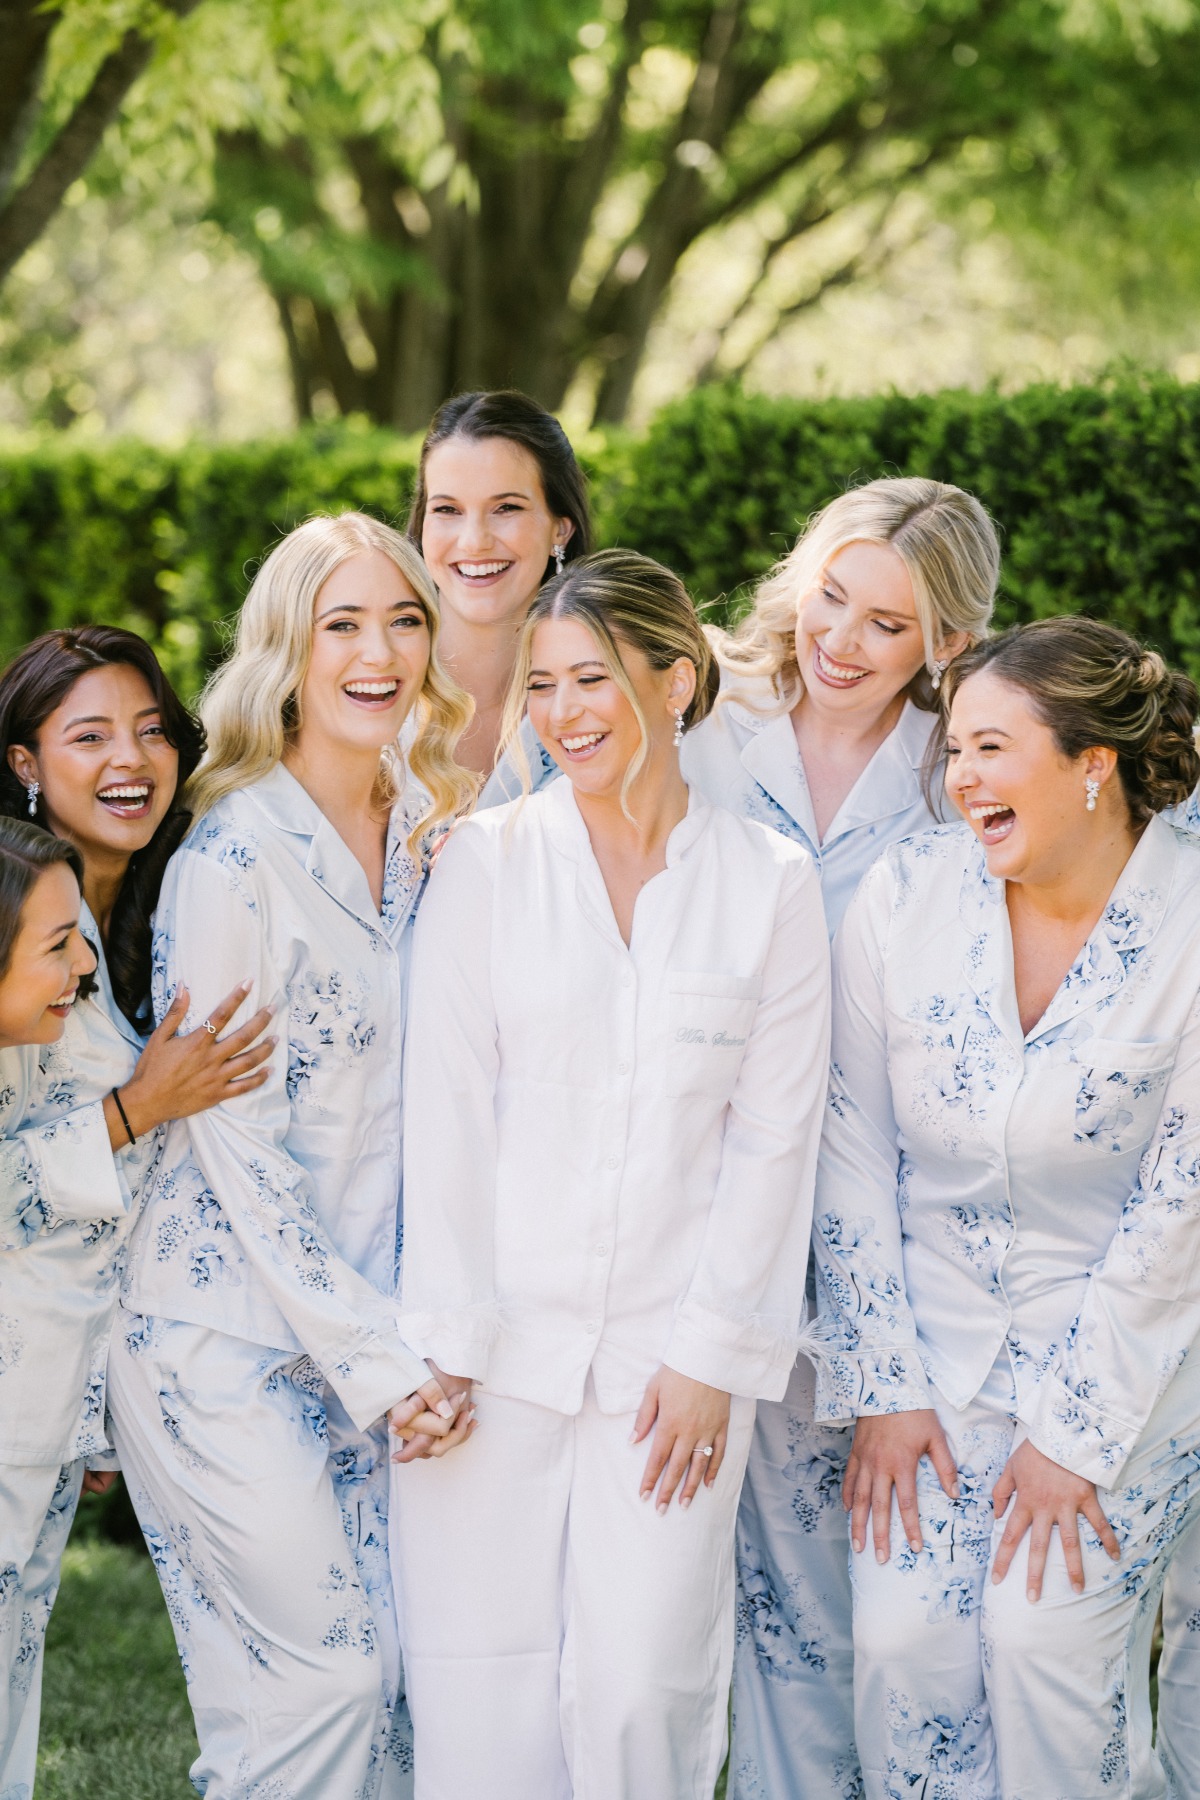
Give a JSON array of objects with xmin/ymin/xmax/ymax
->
[
  {"xmin": 200, "ymin": 1018, "xmax": 217, "ymax": 1036},
  {"xmin": 691, "ymin": 1445, "xmax": 714, "ymax": 1459}
]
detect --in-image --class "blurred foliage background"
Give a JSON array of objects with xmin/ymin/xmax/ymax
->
[
  {"xmin": 3, "ymin": 375, "xmax": 1199, "ymax": 700},
  {"xmin": 2, "ymin": 0, "xmax": 1200, "ymax": 442}
]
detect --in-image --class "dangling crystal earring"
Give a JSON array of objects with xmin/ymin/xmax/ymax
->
[
  {"xmin": 552, "ymin": 543, "xmax": 565, "ymax": 576},
  {"xmin": 930, "ymin": 658, "xmax": 948, "ymax": 692},
  {"xmin": 1085, "ymin": 776, "xmax": 1100, "ymax": 812},
  {"xmin": 672, "ymin": 709, "xmax": 685, "ymax": 748},
  {"xmin": 25, "ymin": 781, "xmax": 39, "ymax": 818}
]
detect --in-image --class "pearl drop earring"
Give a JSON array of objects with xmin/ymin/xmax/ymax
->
[
  {"xmin": 25, "ymin": 781, "xmax": 39, "ymax": 818},
  {"xmin": 673, "ymin": 710, "xmax": 685, "ymax": 748},
  {"xmin": 1085, "ymin": 777, "xmax": 1100, "ymax": 812},
  {"xmin": 930, "ymin": 658, "xmax": 948, "ymax": 692},
  {"xmin": 552, "ymin": 543, "xmax": 565, "ymax": 576}
]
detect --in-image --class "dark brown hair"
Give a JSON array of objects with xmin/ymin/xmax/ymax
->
[
  {"xmin": 0, "ymin": 818, "xmax": 88, "ymax": 986},
  {"xmin": 0, "ymin": 628, "xmax": 205, "ymax": 1029},
  {"xmin": 943, "ymin": 617, "xmax": 1200, "ymax": 826},
  {"xmin": 407, "ymin": 390, "xmax": 592, "ymax": 578}
]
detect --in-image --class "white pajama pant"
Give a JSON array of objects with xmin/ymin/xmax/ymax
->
[
  {"xmin": 850, "ymin": 1371, "xmax": 1200, "ymax": 1800},
  {"xmin": 390, "ymin": 1383, "xmax": 756, "ymax": 1800},
  {"xmin": 108, "ymin": 1313, "xmax": 413, "ymax": 1800},
  {"xmin": 730, "ymin": 1355, "xmax": 861, "ymax": 1800},
  {"xmin": 0, "ymin": 1460, "xmax": 83, "ymax": 1799},
  {"xmin": 1158, "ymin": 1511, "xmax": 1200, "ymax": 1791}
]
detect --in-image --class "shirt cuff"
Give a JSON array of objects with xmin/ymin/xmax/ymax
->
[
  {"xmin": 1020, "ymin": 1371, "xmax": 1139, "ymax": 1489},
  {"xmin": 397, "ymin": 1303, "xmax": 500, "ymax": 1388},
  {"xmin": 811, "ymin": 1344, "xmax": 933, "ymax": 1422},
  {"xmin": 31, "ymin": 1099, "xmax": 128, "ymax": 1225},
  {"xmin": 326, "ymin": 1328, "xmax": 433, "ymax": 1432},
  {"xmin": 663, "ymin": 1309, "xmax": 798, "ymax": 1401}
]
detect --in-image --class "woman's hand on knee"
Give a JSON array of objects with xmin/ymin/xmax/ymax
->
[
  {"xmin": 632, "ymin": 1366, "xmax": 731, "ymax": 1513},
  {"xmin": 990, "ymin": 1439, "xmax": 1121, "ymax": 1600},
  {"xmin": 843, "ymin": 1411, "xmax": 959, "ymax": 1564},
  {"xmin": 389, "ymin": 1366, "xmax": 475, "ymax": 1463}
]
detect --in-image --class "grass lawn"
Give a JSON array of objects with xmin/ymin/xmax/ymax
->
[{"xmin": 37, "ymin": 1538, "xmax": 196, "ymax": 1799}]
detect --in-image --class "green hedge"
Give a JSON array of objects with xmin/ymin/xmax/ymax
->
[{"xmin": 2, "ymin": 373, "xmax": 1199, "ymax": 698}]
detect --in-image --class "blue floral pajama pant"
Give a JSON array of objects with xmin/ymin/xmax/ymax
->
[
  {"xmin": 1158, "ymin": 1511, "xmax": 1200, "ymax": 1792},
  {"xmin": 851, "ymin": 1376, "xmax": 1200, "ymax": 1800},
  {"xmin": 0, "ymin": 1459, "xmax": 83, "ymax": 1800},
  {"xmin": 729, "ymin": 1355, "xmax": 862, "ymax": 1799},
  {"xmin": 108, "ymin": 1314, "xmax": 413, "ymax": 1800}
]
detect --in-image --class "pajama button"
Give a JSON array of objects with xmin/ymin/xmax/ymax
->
[
  {"xmin": 606, "ymin": 1156, "xmax": 618, "ymax": 1170},
  {"xmin": 595, "ymin": 1244, "xmax": 609, "ymax": 1258}
]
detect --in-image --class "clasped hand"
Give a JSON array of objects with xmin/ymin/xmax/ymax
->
[
  {"xmin": 389, "ymin": 1363, "xmax": 475, "ymax": 1463},
  {"xmin": 844, "ymin": 1412, "xmax": 1121, "ymax": 1599}
]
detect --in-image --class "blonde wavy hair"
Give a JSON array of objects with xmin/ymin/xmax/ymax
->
[
  {"xmin": 717, "ymin": 477, "xmax": 1000, "ymax": 710},
  {"xmin": 186, "ymin": 512, "xmax": 475, "ymax": 849}
]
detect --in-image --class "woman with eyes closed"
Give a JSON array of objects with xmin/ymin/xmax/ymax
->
[
  {"xmin": 0, "ymin": 821, "xmax": 106, "ymax": 1795},
  {"xmin": 107, "ymin": 514, "xmax": 474, "ymax": 1800},
  {"xmin": 408, "ymin": 388, "xmax": 592, "ymax": 804},
  {"xmin": 680, "ymin": 477, "xmax": 999, "ymax": 1800},
  {"xmin": 813, "ymin": 619, "xmax": 1200, "ymax": 1798},
  {"xmin": 392, "ymin": 549, "xmax": 830, "ymax": 1799}
]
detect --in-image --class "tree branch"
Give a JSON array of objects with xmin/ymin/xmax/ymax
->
[
  {"xmin": 0, "ymin": 1, "xmax": 60, "ymax": 203},
  {"xmin": 0, "ymin": 0, "xmax": 202, "ymax": 284}
]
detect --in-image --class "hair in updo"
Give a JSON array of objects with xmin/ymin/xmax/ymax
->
[
  {"xmin": 942, "ymin": 616, "xmax": 1200, "ymax": 826},
  {"xmin": 500, "ymin": 548, "xmax": 718, "ymax": 808}
]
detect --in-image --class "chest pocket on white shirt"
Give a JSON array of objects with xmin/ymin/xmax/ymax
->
[
  {"xmin": 665, "ymin": 971, "xmax": 761, "ymax": 1100},
  {"xmin": 1071, "ymin": 1041, "xmax": 1173, "ymax": 1156}
]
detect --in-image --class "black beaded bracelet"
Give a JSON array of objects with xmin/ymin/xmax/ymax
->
[{"xmin": 111, "ymin": 1087, "xmax": 137, "ymax": 1146}]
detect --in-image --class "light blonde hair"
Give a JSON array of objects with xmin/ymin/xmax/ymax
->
[
  {"xmin": 499, "ymin": 547, "xmax": 717, "ymax": 817},
  {"xmin": 187, "ymin": 513, "xmax": 475, "ymax": 848},
  {"xmin": 717, "ymin": 476, "xmax": 1000, "ymax": 710}
]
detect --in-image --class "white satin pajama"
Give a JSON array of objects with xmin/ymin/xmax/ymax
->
[{"xmin": 394, "ymin": 779, "xmax": 831, "ymax": 1797}]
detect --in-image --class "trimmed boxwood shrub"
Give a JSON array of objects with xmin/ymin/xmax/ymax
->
[{"xmin": 2, "ymin": 373, "xmax": 1199, "ymax": 697}]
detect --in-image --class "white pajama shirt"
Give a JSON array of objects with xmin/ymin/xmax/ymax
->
[
  {"xmin": 814, "ymin": 817, "xmax": 1200, "ymax": 1799},
  {"xmin": 682, "ymin": 680, "xmax": 944, "ymax": 1800},
  {"xmin": 111, "ymin": 765, "xmax": 428, "ymax": 1800},
  {"xmin": 392, "ymin": 777, "xmax": 831, "ymax": 1798},
  {"xmin": 0, "ymin": 916, "xmax": 155, "ymax": 1794}
]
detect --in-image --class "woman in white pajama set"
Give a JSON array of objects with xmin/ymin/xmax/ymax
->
[
  {"xmin": 0, "ymin": 628, "xmax": 274, "ymax": 1797},
  {"xmin": 681, "ymin": 478, "xmax": 1000, "ymax": 1800},
  {"xmin": 391, "ymin": 549, "xmax": 831, "ymax": 1799},
  {"xmin": 107, "ymin": 516, "xmax": 473, "ymax": 1800},
  {"xmin": 814, "ymin": 618, "xmax": 1200, "ymax": 1798}
]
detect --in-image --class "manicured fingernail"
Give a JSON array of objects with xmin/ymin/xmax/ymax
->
[
  {"xmin": 1027, "ymin": 1588, "xmax": 1039, "ymax": 1602},
  {"xmin": 468, "ymin": 1407, "xmax": 477, "ymax": 1421},
  {"xmin": 629, "ymin": 1430, "xmax": 638, "ymax": 1445},
  {"xmin": 656, "ymin": 1500, "xmax": 668, "ymax": 1515},
  {"xmin": 680, "ymin": 1496, "xmax": 691, "ymax": 1511},
  {"xmin": 239, "ymin": 979, "xmax": 252, "ymax": 994},
  {"xmin": 852, "ymin": 1537, "xmax": 863, "ymax": 1554},
  {"xmin": 876, "ymin": 1549, "xmax": 887, "ymax": 1565},
  {"xmin": 640, "ymin": 1489, "xmax": 651, "ymax": 1503},
  {"xmin": 452, "ymin": 1392, "xmax": 467, "ymax": 1407},
  {"xmin": 435, "ymin": 1400, "xmax": 455, "ymax": 1419}
]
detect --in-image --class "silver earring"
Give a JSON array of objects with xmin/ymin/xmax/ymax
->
[
  {"xmin": 672, "ymin": 709, "xmax": 685, "ymax": 748},
  {"xmin": 1085, "ymin": 776, "xmax": 1100, "ymax": 812},
  {"xmin": 25, "ymin": 781, "xmax": 39, "ymax": 818},
  {"xmin": 930, "ymin": 659, "xmax": 948, "ymax": 692},
  {"xmin": 552, "ymin": 543, "xmax": 565, "ymax": 576}
]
